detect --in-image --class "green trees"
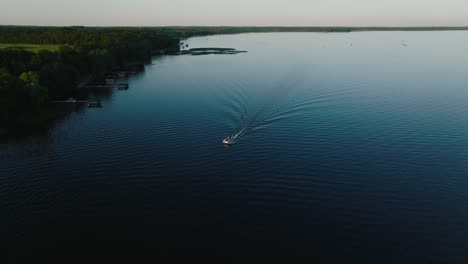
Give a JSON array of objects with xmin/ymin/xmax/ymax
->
[
  {"xmin": 19, "ymin": 71, "xmax": 48, "ymax": 106},
  {"xmin": 0, "ymin": 26, "xmax": 181, "ymax": 51},
  {"xmin": 0, "ymin": 26, "xmax": 181, "ymax": 125},
  {"xmin": 0, "ymin": 68, "xmax": 17, "ymax": 121},
  {"xmin": 0, "ymin": 49, "xmax": 33, "ymax": 75},
  {"xmin": 39, "ymin": 62, "xmax": 79, "ymax": 99},
  {"xmin": 58, "ymin": 46, "xmax": 88, "ymax": 74},
  {"xmin": 0, "ymin": 68, "xmax": 15, "ymax": 91},
  {"xmin": 0, "ymin": 69, "xmax": 47, "ymax": 122},
  {"xmin": 87, "ymin": 48, "xmax": 114, "ymax": 77},
  {"xmin": 29, "ymin": 50, "xmax": 57, "ymax": 71}
]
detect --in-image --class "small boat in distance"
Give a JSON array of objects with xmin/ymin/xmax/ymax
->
[
  {"xmin": 88, "ymin": 100, "xmax": 103, "ymax": 108},
  {"xmin": 223, "ymin": 137, "xmax": 233, "ymax": 146},
  {"xmin": 65, "ymin": 98, "xmax": 78, "ymax": 103},
  {"xmin": 223, "ymin": 129, "xmax": 246, "ymax": 146},
  {"xmin": 223, "ymin": 134, "xmax": 238, "ymax": 146}
]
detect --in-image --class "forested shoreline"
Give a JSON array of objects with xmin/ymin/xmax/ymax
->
[
  {"xmin": 0, "ymin": 26, "xmax": 180, "ymax": 131},
  {"xmin": 1, "ymin": 26, "xmax": 468, "ymax": 135}
]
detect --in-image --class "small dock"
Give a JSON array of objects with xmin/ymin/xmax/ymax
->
[
  {"xmin": 50, "ymin": 98, "xmax": 102, "ymax": 108},
  {"xmin": 50, "ymin": 99, "xmax": 89, "ymax": 104},
  {"xmin": 79, "ymin": 68, "xmax": 137, "ymax": 90}
]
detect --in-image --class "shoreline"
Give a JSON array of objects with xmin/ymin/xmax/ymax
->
[{"xmin": 2, "ymin": 27, "xmax": 465, "ymax": 138}]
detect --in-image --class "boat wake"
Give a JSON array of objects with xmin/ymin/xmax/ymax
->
[
  {"xmin": 221, "ymin": 67, "xmax": 359, "ymax": 146},
  {"xmin": 223, "ymin": 68, "xmax": 305, "ymax": 146}
]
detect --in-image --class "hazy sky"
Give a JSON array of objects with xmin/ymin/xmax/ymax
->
[{"xmin": 1, "ymin": 0, "xmax": 468, "ymax": 26}]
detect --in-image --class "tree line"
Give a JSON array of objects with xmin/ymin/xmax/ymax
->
[{"xmin": 0, "ymin": 26, "xmax": 180, "ymax": 124}]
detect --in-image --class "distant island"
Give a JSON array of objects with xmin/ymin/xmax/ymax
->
[
  {"xmin": 180, "ymin": 48, "xmax": 247, "ymax": 55},
  {"xmin": 1, "ymin": 25, "xmax": 467, "ymax": 135}
]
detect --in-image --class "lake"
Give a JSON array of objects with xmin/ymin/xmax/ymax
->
[{"xmin": 2, "ymin": 32, "xmax": 468, "ymax": 263}]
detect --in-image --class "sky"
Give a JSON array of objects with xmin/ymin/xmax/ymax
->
[{"xmin": 1, "ymin": 0, "xmax": 468, "ymax": 27}]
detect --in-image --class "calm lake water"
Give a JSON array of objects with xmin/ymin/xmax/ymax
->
[{"xmin": 2, "ymin": 32, "xmax": 468, "ymax": 263}]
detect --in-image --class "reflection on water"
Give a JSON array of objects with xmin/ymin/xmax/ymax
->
[
  {"xmin": 2, "ymin": 32, "xmax": 468, "ymax": 262},
  {"xmin": 0, "ymin": 64, "xmax": 146, "ymax": 141}
]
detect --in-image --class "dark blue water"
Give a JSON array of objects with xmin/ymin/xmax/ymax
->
[{"xmin": 2, "ymin": 32, "xmax": 468, "ymax": 263}]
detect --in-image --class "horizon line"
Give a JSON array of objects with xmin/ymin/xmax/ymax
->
[{"xmin": 1, "ymin": 24, "xmax": 468, "ymax": 28}]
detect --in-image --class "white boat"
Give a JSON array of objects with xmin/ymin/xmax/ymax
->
[
  {"xmin": 223, "ymin": 134, "xmax": 237, "ymax": 146},
  {"xmin": 223, "ymin": 137, "xmax": 233, "ymax": 146},
  {"xmin": 223, "ymin": 129, "xmax": 246, "ymax": 146}
]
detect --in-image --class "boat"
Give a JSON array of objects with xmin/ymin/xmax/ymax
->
[
  {"xmin": 88, "ymin": 100, "xmax": 102, "ymax": 108},
  {"xmin": 65, "ymin": 98, "xmax": 78, "ymax": 103},
  {"xmin": 117, "ymin": 83, "xmax": 129, "ymax": 90},
  {"xmin": 223, "ymin": 136, "xmax": 233, "ymax": 146},
  {"xmin": 223, "ymin": 139, "xmax": 233, "ymax": 146},
  {"xmin": 223, "ymin": 129, "xmax": 246, "ymax": 146}
]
